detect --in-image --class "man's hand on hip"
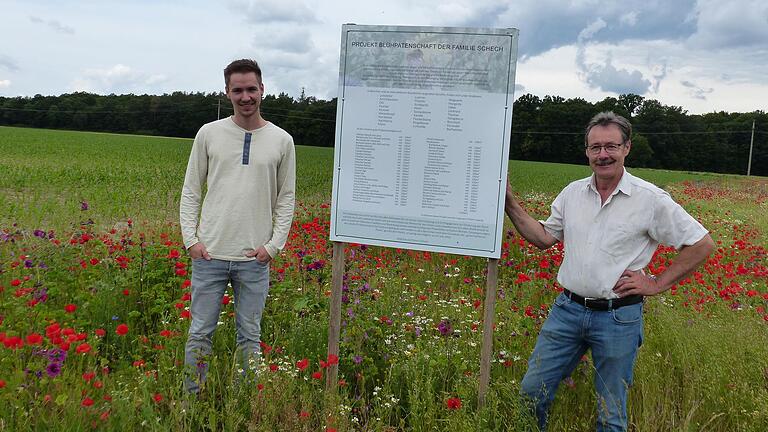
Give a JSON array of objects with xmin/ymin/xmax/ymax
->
[
  {"xmin": 612, "ymin": 269, "xmax": 661, "ymax": 297},
  {"xmin": 188, "ymin": 243, "xmax": 212, "ymax": 260},
  {"xmin": 245, "ymin": 246, "xmax": 272, "ymax": 263}
]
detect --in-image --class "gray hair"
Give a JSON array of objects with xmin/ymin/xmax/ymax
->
[{"xmin": 584, "ymin": 111, "xmax": 632, "ymax": 146}]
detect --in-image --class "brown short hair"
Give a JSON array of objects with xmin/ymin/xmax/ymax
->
[
  {"xmin": 224, "ymin": 59, "xmax": 262, "ymax": 89},
  {"xmin": 584, "ymin": 111, "xmax": 632, "ymax": 146}
]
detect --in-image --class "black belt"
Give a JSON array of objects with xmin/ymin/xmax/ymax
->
[{"xmin": 563, "ymin": 289, "xmax": 643, "ymax": 311}]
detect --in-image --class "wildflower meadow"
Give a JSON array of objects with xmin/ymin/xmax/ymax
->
[{"xmin": 0, "ymin": 126, "xmax": 766, "ymax": 431}]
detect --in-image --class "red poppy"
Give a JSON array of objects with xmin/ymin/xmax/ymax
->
[
  {"xmin": 312, "ymin": 371, "xmax": 323, "ymax": 380},
  {"xmin": 257, "ymin": 383, "xmax": 264, "ymax": 391},
  {"xmin": 222, "ymin": 295, "xmax": 231, "ymax": 305},
  {"xmin": 153, "ymin": 393, "xmax": 163, "ymax": 403},
  {"xmin": 95, "ymin": 329, "xmax": 106, "ymax": 337},
  {"xmin": 10, "ymin": 279, "xmax": 21, "ymax": 287},
  {"xmin": 82, "ymin": 397, "xmax": 94, "ymax": 407},
  {"xmin": 446, "ymin": 397, "xmax": 462, "ymax": 410},
  {"xmin": 296, "ymin": 358, "xmax": 309, "ymax": 371},
  {"xmin": 180, "ymin": 310, "xmax": 191, "ymax": 319},
  {"xmin": 269, "ymin": 364, "xmax": 278, "ymax": 372},
  {"xmin": 76, "ymin": 343, "xmax": 92, "ymax": 354},
  {"xmin": 64, "ymin": 304, "xmax": 77, "ymax": 313},
  {"xmin": 115, "ymin": 324, "xmax": 129, "ymax": 336},
  {"xmin": 122, "ymin": 289, "xmax": 130, "ymax": 296},
  {"xmin": 0, "ymin": 380, "xmax": 5, "ymax": 389},
  {"xmin": 26, "ymin": 333, "xmax": 43, "ymax": 345},
  {"xmin": 82, "ymin": 372, "xmax": 95, "ymax": 382}
]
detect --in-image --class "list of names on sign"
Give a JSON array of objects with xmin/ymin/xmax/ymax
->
[{"xmin": 331, "ymin": 25, "xmax": 519, "ymax": 258}]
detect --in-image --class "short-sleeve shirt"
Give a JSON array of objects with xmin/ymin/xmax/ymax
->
[{"xmin": 541, "ymin": 169, "xmax": 708, "ymax": 299}]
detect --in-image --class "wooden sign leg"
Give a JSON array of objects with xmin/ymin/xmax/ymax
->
[
  {"xmin": 478, "ymin": 258, "xmax": 499, "ymax": 407},
  {"xmin": 326, "ymin": 242, "xmax": 345, "ymax": 391}
]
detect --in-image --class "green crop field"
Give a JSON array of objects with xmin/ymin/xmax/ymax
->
[{"xmin": 1, "ymin": 125, "xmax": 767, "ymax": 431}]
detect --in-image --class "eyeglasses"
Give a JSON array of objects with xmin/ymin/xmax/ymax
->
[{"xmin": 586, "ymin": 143, "xmax": 625, "ymax": 154}]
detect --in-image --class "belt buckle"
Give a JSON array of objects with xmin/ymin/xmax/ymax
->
[{"xmin": 582, "ymin": 297, "xmax": 596, "ymax": 307}]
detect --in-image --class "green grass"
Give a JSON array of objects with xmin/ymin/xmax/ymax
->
[{"xmin": 0, "ymin": 126, "xmax": 766, "ymax": 431}]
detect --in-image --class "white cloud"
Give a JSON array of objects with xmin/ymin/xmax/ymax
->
[
  {"xmin": 620, "ymin": 11, "xmax": 639, "ymax": 26},
  {"xmin": 0, "ymin": 79, "xmax": 10, "ymax": 88},
  {"xmin": 578, "ymin": 18, "xmax": 607, "ymax": 42},
  {"xmin": 254, "ymin": 28, "xmax": 314, "ymax": 54},
  {"xmin": 681, "ymin": 79, "xmax": 714, "ymax": 100},
  {"xmin": 229, "ymin": 0, "xmax": 318, "ymax": 24},
  {"xmin": 578, "ymin": 52, "xmax": 652, "ymax": 95},
  {"xmin": 70, "ymin": 64, "xmax": 169, "ymax": 94},
  {"xmin": 0, "ymin": 55, "xmax": 19, "ymax": 72},
  {"xmin": 29, "ymin": 15, "xmax": 75, "ymax": 35},
  {"xmin": 687, "ymin": 0, "xmax": 768, "ymax": 49}
]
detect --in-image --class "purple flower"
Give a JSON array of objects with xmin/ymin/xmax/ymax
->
[
  {"xmin": 80, "ymin": 200, "xmax": 89, "ymax": 211},
  {"xmin": 24, "ymin": 260, "xmax": 34, "ymax": 268},
  {"xmin": 46, "ymin": 362, "xmax": 62, "ymax": 378},
  {"xmin": 438, "ymin": 319, "xmax": 452, "ymax": 336},
  {"xmin": 353, "ymin": 355, "xmax": 363, "ymax": 364},
  {"xmin": 33, "ymin": 229, "xmax": 46, "ymax": 238},
  {"xmin": 47, "ymin": 348, "xmax": 67, "ymax": 363},
  {"xmin": 33, "ymin": 288, "xmax": 48, "ymax": 303}
]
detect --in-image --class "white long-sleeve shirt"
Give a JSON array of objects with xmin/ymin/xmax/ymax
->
[{"xmin": 180, "ymin": 117, "xmax": 296, "ymax": 261}]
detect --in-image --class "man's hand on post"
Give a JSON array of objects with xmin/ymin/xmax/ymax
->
[
  {"xmin": 245, "ymin": 246, "xmax": 272, "ymax": 263},
  {"xmin": 188, "ymin": 243, "xmax": 212, "ymax": 260}
]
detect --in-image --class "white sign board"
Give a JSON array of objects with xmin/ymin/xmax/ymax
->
[{"xmin": 330, "ymin": 24, "xmax": 519, "ymax": 258}]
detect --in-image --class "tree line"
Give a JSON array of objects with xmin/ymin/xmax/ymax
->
[{"xmin": 1, "ymin": 91, "xmax": 765, "ymax": 176}]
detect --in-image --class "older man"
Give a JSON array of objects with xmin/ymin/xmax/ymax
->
[{"xmin": 505, "ymin": 111, "xmax": 714, "ymax": 431}]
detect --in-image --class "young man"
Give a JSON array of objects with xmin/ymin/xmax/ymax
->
[
  {"xmin": 505, "ymin": 112, "xmax": 714, "ymax": 431},
  {"xmin": 180, "ymin": 59, "xmax": 295, "ymax": 393}
]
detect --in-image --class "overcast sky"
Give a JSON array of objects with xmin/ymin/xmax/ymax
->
[{"xmin": 1, "ymin": 0, "xmax": 767, "ymax": 114}]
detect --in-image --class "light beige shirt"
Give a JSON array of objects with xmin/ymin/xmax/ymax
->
[
  {"xmin": 541, "ymin": 169, "xmax": 708, "ymax": 299},
  {"xmin": 180, "ymin": 117, "xmax": 296, "ymax": 261}
]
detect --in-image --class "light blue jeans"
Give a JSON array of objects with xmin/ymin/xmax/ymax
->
[
  {"xmin": 520, "ymin": 292, "xmax": 644, "ymax": 432},
  {"xmin": 184, "ymin": 258, "xmax": 269, "ymax": 393}
]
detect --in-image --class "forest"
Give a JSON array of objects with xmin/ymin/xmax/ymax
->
[{"xmin": 1, "ymin": 91, "xmax": 765, "ymax": 176}]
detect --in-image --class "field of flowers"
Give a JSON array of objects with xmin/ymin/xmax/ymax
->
[{"xmin": 1, "ymin": 125, "xmax": 767, "ymax": 431}]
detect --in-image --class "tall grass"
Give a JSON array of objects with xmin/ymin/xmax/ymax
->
[{"xmin": 0, "ymin": 126, "xmax": 766, "ymax": 431}]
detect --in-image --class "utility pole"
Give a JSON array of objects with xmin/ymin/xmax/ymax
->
[
  {"xmin": 217, "ymin": 98, "xmax": 221, "ymax": 120},
  {"xmin": 747, "ymin": 119, "xmax": 755, "ymax": 176}
]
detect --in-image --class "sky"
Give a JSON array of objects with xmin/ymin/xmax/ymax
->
[{"xmin": 1, "ymin": 0, "xmax": 767, "ymax": 114}]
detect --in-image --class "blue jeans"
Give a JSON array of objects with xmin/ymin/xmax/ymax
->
[
  {"xmin": 184, "ymin": 258, "xmax": 269, "ymax": 393},
  {"xmin": 520, "ymin": 292, "xmax": 644, "ymax": 432}
]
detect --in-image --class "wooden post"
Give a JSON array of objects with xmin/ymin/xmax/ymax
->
[
  {"xmin": 478, "ymin": 258, "xmax": 499, "ymax": 407},
  {"xmin": 326, "ymin": 242, "xmax": 345, "ymax": 390}
]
